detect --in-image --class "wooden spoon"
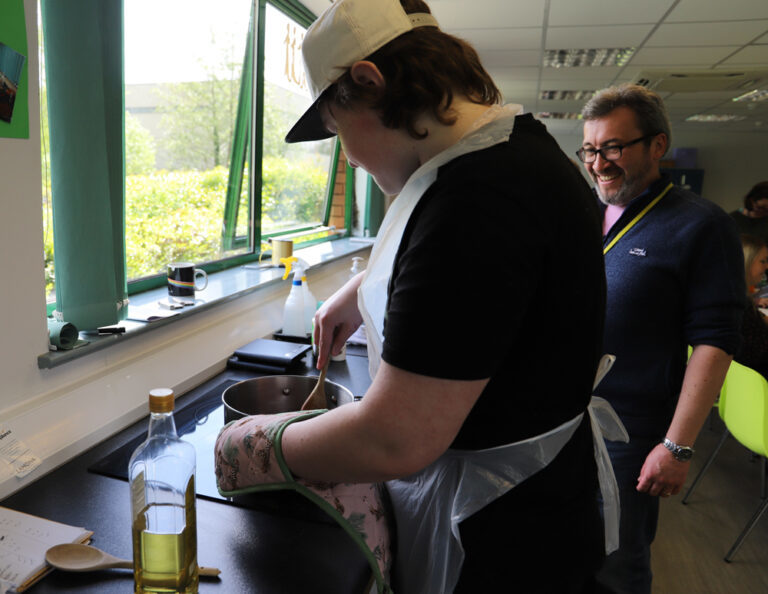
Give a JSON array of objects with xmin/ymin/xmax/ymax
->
[
  {"xmin": 45, "ymin": 543, "xmax": 220, "ymax": 577},
  {"xmin": 301, "ymin": 359, "xmax": 330, "ymax": 410}
]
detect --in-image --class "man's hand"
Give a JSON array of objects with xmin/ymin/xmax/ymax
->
[
  {"xmin": 639, "ymin": 344, "xmax": 731, "ymax": 498},
  {"xmin": 636, "ymin": 443, "xmax": 690, "ymax": 497}
]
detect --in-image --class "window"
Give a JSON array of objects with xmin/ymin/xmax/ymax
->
[
  {"xmin": 123, "ymin": 0, "xmax": 256, "ymax": 281},
  {"xmin": 41, "ymin": 0, "xmax": 343, "ymax": 307},
  {"xmin": 258, "ymin": 4, "xmax": 334, "ymax": 238}
]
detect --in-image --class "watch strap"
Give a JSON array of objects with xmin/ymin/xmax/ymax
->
[{"xmin": 662, "ymin": 437, "xmax": 694, "ymax": 461}]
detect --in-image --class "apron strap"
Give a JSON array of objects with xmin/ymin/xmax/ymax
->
[{"xmin": 588, "ymin": 396, "xmax": 629, "ymax": 554}]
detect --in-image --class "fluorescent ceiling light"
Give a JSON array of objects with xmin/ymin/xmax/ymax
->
[
  {"xmin": 685, "ymin": 114, "xmax": 746, "ymax": 122},
  {"xmin": 537, "ymin": 112, "xmax": 583, "ymax": 120},
  {"xmin": 732, "ymin": 89, "xmax": 768, "ymax": 103},
  {"xmin": 544, "ymin": 48, "xmax": 635, "ymax": 68},
  {"xmin": 540, "ymin": 90, "xmax": 595, "ymax": 100}
]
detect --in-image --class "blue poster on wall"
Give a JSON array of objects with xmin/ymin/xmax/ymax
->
[{"xmin": 0, "ymin": 0, "xmax": 29, "ymax": 138}]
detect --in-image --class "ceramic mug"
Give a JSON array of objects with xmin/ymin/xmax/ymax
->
[
  {"xmin": 167, "ymin": 262, "xmax": 208, "ymax": 298},
  {"xmin": 271, "ymin": 238, "xmax": 293, "ymax": 266}
]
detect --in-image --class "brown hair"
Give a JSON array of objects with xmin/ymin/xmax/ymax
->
[
  {"xmin": 744, "ymin": 181, "xmax": 768, "ymax": 211},
  {"xmin": 325, "ymin": 0, "xmax": 500, "ymax": 139},
  {"xmin": 581, "ymin": 83, "xmax": 671, "ymax": 155}
]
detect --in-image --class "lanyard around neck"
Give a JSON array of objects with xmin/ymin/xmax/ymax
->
[{"xmin": 603, "ymin": 182, "xmax": 673, "ymax": 255}]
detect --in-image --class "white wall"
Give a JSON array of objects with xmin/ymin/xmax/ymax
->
[{"xmin": 0, "ymin": 0, "xmax": 49, "ymax": 418}]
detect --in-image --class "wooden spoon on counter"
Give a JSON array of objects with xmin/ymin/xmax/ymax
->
[
  {"xmin": 301, "ymin": 359, "xmax": 330, "ymax": 411},
  {"xmin": 45, "ymin": 543, "xmax": 220, "ymax": 577}
]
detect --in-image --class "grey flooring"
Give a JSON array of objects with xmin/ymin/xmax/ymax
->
[{"xmin": 651, "ymin": 415, "xmax": 768, "ymax": 593}]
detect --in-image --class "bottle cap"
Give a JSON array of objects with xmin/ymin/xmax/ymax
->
[{"xmin": 148, "ymin": 388, "xmax": 175, "ymax": 413}]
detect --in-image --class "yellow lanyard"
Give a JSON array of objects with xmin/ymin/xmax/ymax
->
[{"xmin": 603, "ymin": 182, "xmax": 673, "ymax": 255}]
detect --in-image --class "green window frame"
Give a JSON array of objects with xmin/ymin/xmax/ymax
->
[
  {"xmin": 129, "ymin": 0, "xmax": 343, "ymax": 293},
  {"xmin": 41, "ymin": 0, "xmax": 350, "ymax": 321}
]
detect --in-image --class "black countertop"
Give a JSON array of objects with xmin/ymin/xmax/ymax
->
[{"xmin": 1, "ymin": 347, "xmax": 374, "ymax": 593}]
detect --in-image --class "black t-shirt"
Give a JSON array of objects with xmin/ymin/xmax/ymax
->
[
  {"xmin": 382, "ymin": 113, "xmax": 606, "ymax": 449},
  {"xmin": 381, "ymin": 113, "xmax": 607, "ymax": 586}
]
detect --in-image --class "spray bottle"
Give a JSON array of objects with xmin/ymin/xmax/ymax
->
[
  {"xmin": 350, "ymin": 256, "xmax": 366, "ymax": 280},
  {"xmin": 281, "ymin": 257, "xmax": 317, "ymax": 336},
  {"xmin": 280, "ymin": 256, "xmax": 306, "ymax": 337},
  {"xmin": 345, "ymin": 256, "xmax": 368, "ymax": 350}
]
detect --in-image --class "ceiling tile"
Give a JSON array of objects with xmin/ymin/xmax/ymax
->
[
  {"xmin": 721, "ymin": 45, "xmax": 768, "ymax": 65},
  {"xmin": 486, "ymin": 66, "xmax": 541, "ymax": 81},
  {"xmin": 646, "ymin": 21, "xmax": 768, "ymax": 47},
  {"xmin": 541, "ymin": 66, "xmax": 624, "ymax": 81},
  {"xmin": 548, "ymin": 0, "xmax": 674, "ymax": 26},
  {"xmin": 536, "ymin": 118, "xmax": 583, "ymax": 135},
  {"xmin": 489, "ymin": 77, "xmax": 539, "ymax": 92},
  {"xmin": 668, "ymin": 90, "xmax": 752, "ymax": 101},
  {"xmin": 666, "ymin": 0, "xmax": 768, "ymax": 22},
  {"xmin": 429, "ymin": 0, "xmax": 545, "ymax": 29},
  {"xmin": 296, "ymin": 0, "xmax": 330, "ymax": 17},
  {"xmin": 535, "ymin": 99, "xmax": 591, "ymax": 112},
  {"xmin": 630, "ymin": 46, "xmax": 738, "ymax": 66},
  {"xmin": 546, "ymin": 24, "xmax": 654, "ymax": 49},
  {"xmin": 451, "ymin": 27, "xmax": 542, "ymax": 51},
  {"xmin": 499, "ymin": 90, "xmax": 538, "ymax": 107},
  {"xmin": 478, "ymin": 49, "xmax": 542, "ymax": 68}
]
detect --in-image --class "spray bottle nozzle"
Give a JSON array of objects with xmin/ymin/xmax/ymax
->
[
  {"xmin": 280, "ymin": 256, "xmax": 299, "ymax": 280},
  {"xmin": 281, "ymin": 256, "xmax": 312, "ymax": 281}
]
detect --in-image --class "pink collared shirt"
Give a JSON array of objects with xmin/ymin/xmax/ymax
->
[{"xmin": 603, "ymin": 203, "xmax": 627, "ymax": 236}]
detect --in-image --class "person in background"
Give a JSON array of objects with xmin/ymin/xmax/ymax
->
[
  {"xmin": 730, "ymin": 181, "xmax": 768, "ymax": 245},
  {"xmin": 215, "ymin": 0, "xmax": 619, "ymax": 592},
  {"xmin": 735, "ymin": 234, "xmax": 768, "ymax": 380},
  {"xmin": 578, "ymin": 83, "xmax": 745, "ymax": 594}
]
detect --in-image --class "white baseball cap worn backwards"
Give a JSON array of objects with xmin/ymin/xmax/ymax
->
[{"xmin": 285, "ymin": 0, "xmax": 439, "ymax": 143}]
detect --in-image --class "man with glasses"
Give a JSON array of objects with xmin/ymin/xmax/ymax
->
[{"xmin": 577, "ymin": 84, "xmax": 744, "ymax": 594}]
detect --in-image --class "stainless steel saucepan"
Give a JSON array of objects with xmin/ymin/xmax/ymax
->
[{"xmin": 221, "ymin": 375, "xmax": 354, "ymax": 423}]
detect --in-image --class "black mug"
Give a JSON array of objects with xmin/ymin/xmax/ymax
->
[{"xmin": 167, "ymin": 262, "xmax": 208, "ymax": 298}]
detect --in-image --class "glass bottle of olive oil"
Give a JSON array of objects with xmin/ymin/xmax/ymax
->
[{"xmin": 129, "ymin": 388, "xmax": 198, "ymax": 594}]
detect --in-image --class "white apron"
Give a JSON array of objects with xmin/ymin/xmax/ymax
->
[{"xmin": 357, "ymin": 104, "xmax": 628, "ymax": 594}]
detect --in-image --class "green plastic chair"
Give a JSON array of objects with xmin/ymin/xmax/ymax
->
[{"xmin": 716, "ymin": 360, "xmax": 768, "ymax": 562}]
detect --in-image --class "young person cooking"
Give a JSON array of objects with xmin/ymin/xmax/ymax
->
[{"xmin": 216, "ymin": 1, "xmax": 625, "ymax": 591}]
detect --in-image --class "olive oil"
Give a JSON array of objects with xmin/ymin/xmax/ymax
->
[
  {"xmin": 129, "ymin": 388, "xmax": 198, "ymax": 594},
  {"xmin": 132, "ymin": 502, "xmax": 198, "ymax": 593}
]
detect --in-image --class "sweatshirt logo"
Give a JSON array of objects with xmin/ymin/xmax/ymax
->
[{"xmin": 628, "ymin": 247, "xmax": 646, "ymax": 257}]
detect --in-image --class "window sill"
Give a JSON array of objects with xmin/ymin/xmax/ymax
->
[{"xmin": 38, "ymin": 238, "xmax": 374, "ymax": 370}]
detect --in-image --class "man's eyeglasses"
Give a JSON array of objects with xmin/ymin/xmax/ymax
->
[{"xmin": 575, "ymin": 134, "xmax": 655, "ymax": 163}]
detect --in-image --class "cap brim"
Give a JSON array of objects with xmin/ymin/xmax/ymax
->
[{"xmin": 284, "ymin": 99, "xmax": 336, "ymax": 144}]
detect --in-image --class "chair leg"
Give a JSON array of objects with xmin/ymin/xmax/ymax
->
[
  {"xmin": 724, "ymin": 495, "xmax": 768, "ymax": 562},
  {"xmin": 708, "ymin": 401, "xmax": 719, "ymax": 430},
  {"xmin": 682, "ymin": 428, "xmax": 729, "ymax": 505}
]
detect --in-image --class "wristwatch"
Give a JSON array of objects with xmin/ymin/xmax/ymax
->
[{"xmin": 662, "ymin": 437, "xmax": 694, "ymax": 462}]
